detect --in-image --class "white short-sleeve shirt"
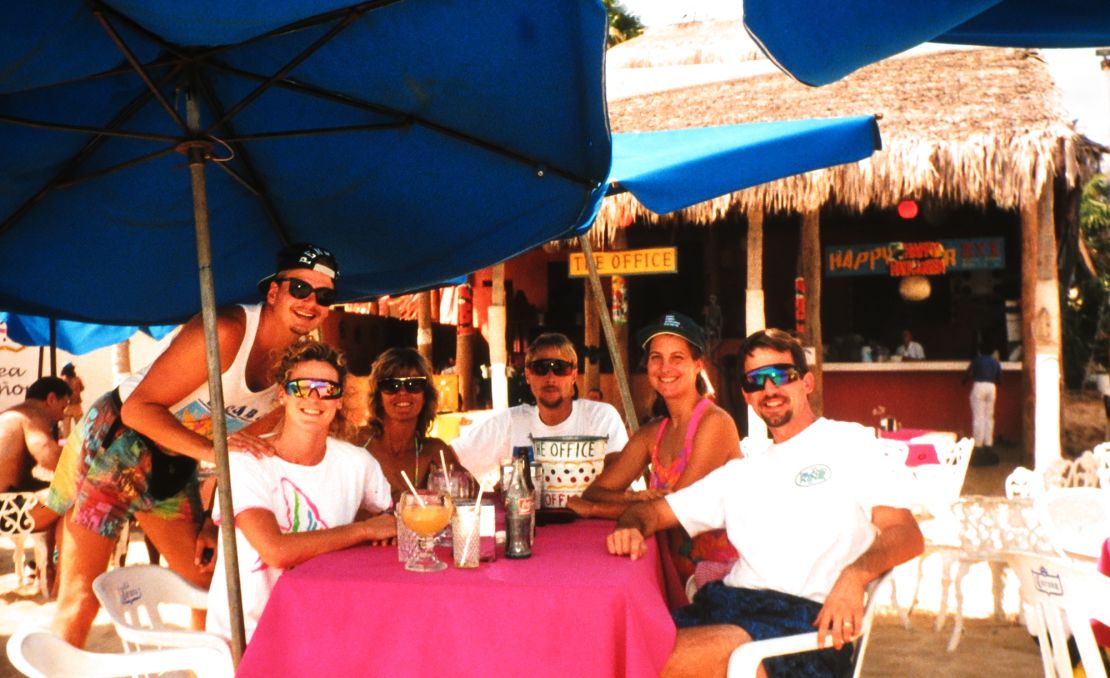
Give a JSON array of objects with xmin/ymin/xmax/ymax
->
[
  {"xmin": 206, "ymin": 438, "xmax": 391, "ymax": 641},
  {"xmin": 666, "ymin": 418, "xmax": 915, "ymax": 604},
  {"xmin": 452, "ymin": 399, "xmax": 628, "ymax": 480}
]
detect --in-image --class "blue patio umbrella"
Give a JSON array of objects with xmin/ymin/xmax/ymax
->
[
  {"xmin": 0, "ymin": 312, "xmax": 176, "ymax": 356},
  {"xmin": 743, "ymin": 0, "xmax": 1109, "ymax": 86},
  {"xmin": 0, "ymin": 0, "xmax": 610, "ymax": 658}
]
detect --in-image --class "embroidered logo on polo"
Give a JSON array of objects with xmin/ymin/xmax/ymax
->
[{"xmin": 795, "ymin": 464, "xmax": 831, "ymax": 487}]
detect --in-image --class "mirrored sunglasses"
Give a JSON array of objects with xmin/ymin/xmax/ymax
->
[
  {"xmin": 276, "ymin": 277, "xmax": 336, "ymax": 306},
  {"xmin": 284, "ymin": 378, "xmax": 343, "ymax": 399},
  {"xmin": 526, "ymin": 359, "xmax": 574, "ymax": 377},
  {"xmin": 378, "ymin": 377, "xmax": 427, "ymax": 395},
  {"xmin": 741, "ymin": 364, "xmax": 802, "ymax": 393}
]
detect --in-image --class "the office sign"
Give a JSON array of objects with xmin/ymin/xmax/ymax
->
[{"xmin": 568, "ymin": 247, "xmax": 678, "ymax": 277}]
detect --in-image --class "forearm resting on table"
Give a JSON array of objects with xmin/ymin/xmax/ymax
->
[
  {"xmin": 239, "ymin": 511, "xmax": 394, "ymax": 570},
  {"xmin": 608, "ymin": 499, "xmax": 677, "ymax": 558}
]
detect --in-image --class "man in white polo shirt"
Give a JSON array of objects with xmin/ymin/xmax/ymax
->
[
  {"xmin": 607, "ymin": 328, "xmax": 923, "ymax": 678},
  {"xmin": 452, "ymin": 332, "xmax": 628, "ymax": 482}
]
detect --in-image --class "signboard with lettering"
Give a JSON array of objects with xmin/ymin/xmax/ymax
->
[
  {"xmin": 568, "ymin": 247, "xmax": 678, "ymax": 277},
  {"xmin": 0, "ymin": 322, "xmax": 40, "ymax": 411},
  {"xmin": 825, "ymin": 237, "xmax": 1004, "ymax": 277}
]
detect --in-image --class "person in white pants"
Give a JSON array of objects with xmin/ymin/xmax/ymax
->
[{"xmin": 965, "ymin": 345, "xmax": 1002, "ymax": 464}]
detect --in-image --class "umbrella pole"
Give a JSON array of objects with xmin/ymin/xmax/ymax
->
[
  {"xmin": 579, "ymin": 236, "xmax": 639, "ymax": 434},
  {"xmin": 182, "ymin": 121, "xmax": 247, "ymax": 661}
]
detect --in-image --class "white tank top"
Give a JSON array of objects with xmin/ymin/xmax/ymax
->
[{"xmin": 117, "ymin": 304, "xmax": 279, "ymax": 437}]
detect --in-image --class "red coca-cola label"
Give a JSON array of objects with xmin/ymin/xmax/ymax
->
[{"xmin": 514, "ymin": 497, "xmax": 534, "ymax": 515}]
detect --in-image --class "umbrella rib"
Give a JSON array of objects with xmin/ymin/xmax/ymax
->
[
  {"xmin": 54, "ymin": 147, "xmax": 178, "ymax": 191},
  {"xmin": 222, "ymin": 122, "xmax": 408, "ymax": 141},
  {"xmin": 93, "ymin": 9, "xmax": 189, "ymax": 134},
  {"xmin": 207, "ymin": 9, "xmax": 366, "ymax": 136},
  {"xmin": 0, "ymin": 115, "xmax": 178, "ymax": 142},
  {"xmin": 206, "ymin": 61, "xmax": 600, "ymax": 187},
  {"xmin": 191, "ymin": 71, "xmax": 291, "ymax": 244}
]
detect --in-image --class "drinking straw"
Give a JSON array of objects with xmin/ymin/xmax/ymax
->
[
  {"xmin": 400, "ymin": 469, "xmax": 426, "ymax": 506},
  {"xmin": 438, "ymin": 449, "xmax": 452, "ymax": 494}
]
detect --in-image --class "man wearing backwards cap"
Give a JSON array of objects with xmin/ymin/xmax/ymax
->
[
  {"xmin": 47, "ymin": 242, "xmax": 339, "ymax": 648},
  {"xmin": 608, "ymin": 328, "xmax": 923, "ymax": 677}
]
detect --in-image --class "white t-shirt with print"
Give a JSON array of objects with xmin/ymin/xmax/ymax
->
[
  {"xmin": 206, "ymin": 438, "xmax": 391, "ymax": 642},
  {"xmin": 666, "ymin": 418, "xmax": 915, "ymax": 604},
  {"xmin": 452, "ymin": 399, "xmax": 628, "ymax": 480}
]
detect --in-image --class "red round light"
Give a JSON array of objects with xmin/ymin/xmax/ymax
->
[{"xmin": 897, "ymin": 199, "xmax": 918, "ymax": 220}]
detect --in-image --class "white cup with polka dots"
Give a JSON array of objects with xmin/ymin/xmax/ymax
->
[{"xmin": 532, "ymin": 436, "xmax": 607, "ymax": 509}]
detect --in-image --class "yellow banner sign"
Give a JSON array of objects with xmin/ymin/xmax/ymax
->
[{"xmin": 568, "ymin": 247, "xmax": 677, "ymax": 277}]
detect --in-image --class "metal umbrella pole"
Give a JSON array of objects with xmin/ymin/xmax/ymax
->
[
  {"xmin": 182, "ymin": 98, "xmax": 247, "ymax": 665},
  {"xmin": 579, "ymin": 235, "xmax": 639, "ymax": 434}
]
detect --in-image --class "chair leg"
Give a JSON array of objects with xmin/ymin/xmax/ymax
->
[
  {"xmin": 12, "ymin": 534, "xmax": 27, "ymax": 588},
  {"xmin": 888, "ymin": 573, "xmax": 912, "ymax": 630},
  {"xmin": 947, "ymin": 560, "xmax": 972, "ymax": 652},
  {"xmin": 988, "ymin": 561, "xmax": 1006, "ymax": 621},
  {"xmin": 935, "ymin": 552, "xmax": 956, "ymax": 632}
]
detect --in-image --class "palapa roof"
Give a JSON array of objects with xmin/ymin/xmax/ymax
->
[
  {"xmin": 594, "ymin": 32, "xmax": 1103, "ymax": 243},
  {"xmin": 606, "ymin": 20, "xmax": 764, "ymax": 68}
]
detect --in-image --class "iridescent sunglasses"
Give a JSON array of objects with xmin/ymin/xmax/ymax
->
[
  {"xmin": 378, "ymin": 376, "xmax": 427, "ymax": 395},
  {"xmin": 741, "ymin": 364, "xmax": 802, "ymax": 393},
  {"xmin": 284, "ymin": 378, "xmax": 343, "ymax": 399}
]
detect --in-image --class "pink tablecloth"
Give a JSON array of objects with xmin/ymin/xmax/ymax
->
[
  {"xmin": 879, "ymin": 429, "xmax": 940, "ymax": 466},
  {"xmin": 237, "ymin": 519, "xmax": 675, "ymax": 678}
]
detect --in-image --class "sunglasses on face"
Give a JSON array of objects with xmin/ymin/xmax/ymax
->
[
  {"xmin": 378, "ymin": 376, "xmax": 427, "ymax": 395},
  {"xmin": 276, "ymin": 277, "xmax": 336, "ymax": 306},
  {"xmin": 526, "ymin": 359, "xmax": 575, "ymax": 377},
  {"xmin": 741, "ymin": 364, "xmax": 803, "ymax": 393},
  {"xmin": 284, "ymin": 378, "xmax": 343, "ymax": 399}
]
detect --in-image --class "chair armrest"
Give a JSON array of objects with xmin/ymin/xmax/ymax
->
[
  {"xmin": 728, "ymin": 631, "xmax": 861, "ymax": 676},
  {"xmin": 113, "ymin": 625, "xmax": 231, "ymax": 654}
]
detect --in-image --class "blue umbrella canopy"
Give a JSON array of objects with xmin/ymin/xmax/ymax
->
[
  {"xmin": 744, "ymin": 0, "xmax": 1109, "ymax": 86},
  {"xmin": 0, "ymin": 312, "xmax": 176, "ymax": 355},
  {"xmin": 0, "ymin": 0, "xmax": 610, "ymax": 325}
]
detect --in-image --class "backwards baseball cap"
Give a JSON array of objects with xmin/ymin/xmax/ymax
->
[
  {"xmin": 635, "ymin": 312, "xmax": 706, "ymax": 353},
  {"xmin": 257, "ymin": 243, "xmax": 339, "ymax": 294}
]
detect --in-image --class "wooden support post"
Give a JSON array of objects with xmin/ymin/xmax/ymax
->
[
  {"xmin": 1021, "ymin": 184, "xmax": 1062, "ymax": 469},
  {"xmin": 745, "ymin": 208, "xmax": 768, "ymax": 441},
  {"xmin": 800, "ymin": 210, "xmax": 823, "ymax": 416},
  {"xmin": 489, "ymin": 264, "xmax": 508, "ymax": 410},
  {"xmin": 417, "ymin": 291, "xmax": 433, "ymax": 365},
  {"xmin": 456, "ymin": 279, "xmax": 475, "ymax": 412},
  {"xmin": 584, "ymin": 284, "xmax": 600, "ymax": 393}
]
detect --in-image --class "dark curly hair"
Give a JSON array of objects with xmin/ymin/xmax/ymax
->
[
  {"xmin": 275, "ymin": 340, "xmax": 347, "ymax": 387},
  {"xmin": 366, "ymin": 347, "xmax": 438, "ymax": 438}
]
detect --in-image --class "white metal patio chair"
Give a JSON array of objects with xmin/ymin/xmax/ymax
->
[
  {"xmin": 0, "ymin": 492, "xmax": 49, "ymax": 598},
  {"xmin": 5, "ymin": 626, "xmax": 232, "ymax": 678},
  {"xmin": 726, "ymin": 571, "xmax": 892, "ymax": 678},
  {"xmin": 92, "ymin": 564, "xmax": 231, "ymax": 657},
  {"xmin": 1004, "ymin": 551, "xmax": 1110, "ymax": 678},
  {"xmin": 1034, "ymin": 487, "xmax": 1110, "ymax": 562}
]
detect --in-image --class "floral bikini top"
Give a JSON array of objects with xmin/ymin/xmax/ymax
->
[{"xmin": 649, "ymin": 398, "xmax": 738, "ymax": 582}]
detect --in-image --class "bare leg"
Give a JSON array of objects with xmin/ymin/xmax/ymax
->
[
  {"xmin": 662, "ymin": 624, "xmax": 756, "ymax": 678},
  {"xmin": 51, "ymin": 512, "xmax": 115, "ymax": 647},
  {"xmin": 135, "ymin": 512, "xmax": 212, "ymax": 629}
]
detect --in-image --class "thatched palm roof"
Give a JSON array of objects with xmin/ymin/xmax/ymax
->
[
  {"xmin": 606, "ymin": 20, "xmax": 764, "ymax": 68},
  {"xmin": 595, "ymin": 40, "xmax": 1103, "ymax": 243}
]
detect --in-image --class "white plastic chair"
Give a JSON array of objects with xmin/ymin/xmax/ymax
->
[
  {"xmin": 5, "ymin": 626, "xmax": 232, "ymax": 678},
  {"xmin": 92, "ymin": 564, "xmax": 231, "ymax": 657},
  {"xmin": 726, "ymin": 571, "xmax": 892, "ymax": 677},
  {"xmin": 1005, "ymin": 466, "xmax": 1041, "ymax": 499},
  {"xmin": 1004, "ymin": 552, "xmax": 1110, "ymax": 678},
  {"xmin": 910, "ymin": 437, "xmax": 974, "ymax": 517},
  {"xmin": 1034, "ymin": 487, "xmax": 1110, "ymax": 562},
  {"xmin": 876, "ymin": 439, "xmax": 910, "ymax": 466},
  {"xmin": 0, "ymin": 492, "xmax": 49, "ymax": 598}
]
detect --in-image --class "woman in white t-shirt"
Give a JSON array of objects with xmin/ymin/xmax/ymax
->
[{"xmin": 206, "ymin": 341, "xmax": 394, "ymax": 642}]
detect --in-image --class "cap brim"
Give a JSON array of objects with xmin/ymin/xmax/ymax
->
[{"xmin": 637, "ymin": 328, "xmax": 704, "ymax": 352}]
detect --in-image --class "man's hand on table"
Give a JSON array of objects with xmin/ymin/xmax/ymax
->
[
  {"xmin": 607, "ymin": 527, "xmax": 647, "ymax": 560},
  {"xmin": 362, "ymin": 514, "xmax": 397, "ymax": 546}
]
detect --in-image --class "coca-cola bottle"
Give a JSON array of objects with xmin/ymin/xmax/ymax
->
[{"xmin": 505, "ymin": 457, "xmax": 534, "ymax": 559}]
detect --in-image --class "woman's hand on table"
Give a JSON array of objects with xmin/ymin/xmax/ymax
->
[
  {"xmin": 607, "ymin": 527, "xmax": 647, "ymax": 560},
  {"xmin": 361, "ymin": 514, "xmax": 397, "ymax": 545}
]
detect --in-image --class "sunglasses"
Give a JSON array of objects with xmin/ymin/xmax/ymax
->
[
  {"xmin": 741, "ymin": 364, "xmax": 803, "ymax": 393},
  {"xmin": 284, "ymin": 378, "xmax": 343, "ymax": 399},
  {"xmin": 276, "ymin": 277, "xmax": 336, "ymax": 306},
  {"xmin": 526, "ymin": 359, "xmax": 575, "ymax": 377},
  {"xmin": 378, "ymin": 376, "xmax": 427, "ymax": 395}
]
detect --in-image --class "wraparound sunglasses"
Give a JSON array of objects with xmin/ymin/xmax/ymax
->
[
  {"xmin": 276, "ymin": 277, "xmax": 336, "ymax": 306},
  {"xmin": 526, "ymin": 359, "xmax": 574, "ymax": 377},
  {"xmin": 285, "ymin": 378, "xmax": 343, "ymax": 399},
  {"xmin": 378, "ymin": 377, "xmax": 428, "ymax": 394},
  {"xmin": 741, "ymin": 364, "xmax": 802, "ymax": 393}
]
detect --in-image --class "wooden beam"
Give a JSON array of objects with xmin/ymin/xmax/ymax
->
[
  {"xmin": 489, "ymin": 264, "xmax": 508, "ymax": 410},
  {"xmin": 745, "ymin": 208, "xmax": 768, "ymax": 441},
  {"xmin": 801, "ymin": 210, "xmax": 823, "ymax": 416}
]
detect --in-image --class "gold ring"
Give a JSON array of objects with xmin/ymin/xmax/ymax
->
[{"xmin": 842, "ymin": 621, "xmax": 854, "ymax": 627}]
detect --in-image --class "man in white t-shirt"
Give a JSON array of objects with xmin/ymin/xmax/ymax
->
[
  {"xmin": 894, "ymin": 329, "xmax": 925, "ymax": 361},
  {"xmin": 608, "ymin": 328, "xmax": 923, "ymax": 678},
  {"xmin": 452, "ymin": 333, "xmax": 628, "ymax": 482}
]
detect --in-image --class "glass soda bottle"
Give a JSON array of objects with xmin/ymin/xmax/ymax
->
[{"xmin": 505, "ymin": 457, "xmax": 534, "ymax": 559}]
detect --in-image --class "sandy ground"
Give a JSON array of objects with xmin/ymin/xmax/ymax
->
[{"xmin": 0, "ymin": 392, "xmax": 1104, "ymax": 677}]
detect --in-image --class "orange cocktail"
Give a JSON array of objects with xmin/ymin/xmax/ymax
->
[
  {"xmin": 398, "ymin": 490, "xmax": 454, "ymax": 573},
  {"xmin": 401, "ymin": 503, "xmax": 453, "ymax": 537}
]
